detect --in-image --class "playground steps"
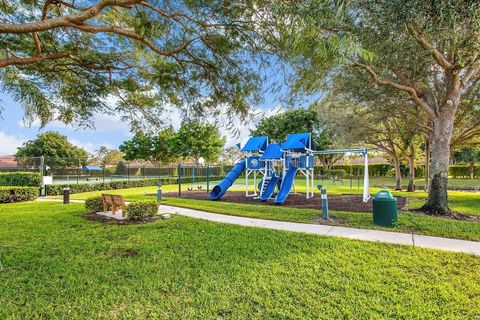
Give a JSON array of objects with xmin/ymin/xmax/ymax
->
[{"xmin": 260, "ymin": 176, "xmax": 271, "ymax": 196}]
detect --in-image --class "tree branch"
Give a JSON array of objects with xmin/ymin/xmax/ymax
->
[
  {"xmin": 462, "ymin": 57, "xmax": 480, "ymax": 86},
  {"xmin": 406, "ymin": 22, "xmax": 454, "ymax": 70},
  {"xmin": 67, "ymin": 23, "xmax": 198, "ymax": 56},
  {"xmin": 32, "ymin": 32, "xmax": 42, "ymax": 56},
  {"xmin": 0, "ymin": 0, "xmax": 141, "ymax": 34},
  {"xmin": 354, "ymin": 62, "xmax": 437, "ymax": 119},
  {"xmin": 0, "ymin": 52, "xmax": 71, "ymax": 68}
]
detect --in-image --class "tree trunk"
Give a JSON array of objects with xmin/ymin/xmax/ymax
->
[
  {"xmin": 469, "ymin": 162, "xmax": 475, "ymax": 180},
  {"xmin": 424, "ymin": 136, "xmax": 431, "ymax": 192},
  {"xmin": 422, "ymin": 104, "xmax": 456, "ymax": 214},
  {"xmin": 407, "ymin": 144, "xmax": 415, "ymax": 192},
  {"xmin": 392, "ymin": 153, "xmax": 402, "ymax": 190}
]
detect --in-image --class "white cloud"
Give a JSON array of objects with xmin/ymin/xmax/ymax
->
[
  {"xmin": 70, "ymin": 139, "xmax": 113, "ymax": 154},
  {"xmin": 18, "ymin": 113, "xmax": 131, "ymax": 135},
  {"xmin": 0, "ymin": 131, "xmax": 25, "ymax": 155}
]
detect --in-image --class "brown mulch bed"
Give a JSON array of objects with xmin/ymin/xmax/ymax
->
[
  {"xmin": 164, "ymin": 190, "xmax": 408, "ymax": 213},
  {"xmin": 84, "ymin": 213, "xmax": 160, "ymax": 225}
]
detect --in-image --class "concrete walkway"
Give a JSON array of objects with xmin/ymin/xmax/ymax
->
[
  {"xmin": 36, "ymin": 198, "xmax": 480, "ymax": 256},
  {"xmin": 160, "ymin": 205, "xmax": 480, "ymax": 256}
]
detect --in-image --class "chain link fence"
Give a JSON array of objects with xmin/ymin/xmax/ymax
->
[{"xmin": 0, "ymin": 156, "xmax": 232, "ymax": 185}]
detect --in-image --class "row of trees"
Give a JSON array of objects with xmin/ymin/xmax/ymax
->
[
  {"xmin": 14, "ymin": 121, "xmax": 225, "ymax": 167},
  {"xmin": 119, "ymin": 121, "xmax": 225, "ymax": 165}
]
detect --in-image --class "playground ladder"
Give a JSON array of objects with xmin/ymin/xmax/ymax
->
[{"xmin": 260, "ymin": 176, "xmax": 271, "ymax": 197}]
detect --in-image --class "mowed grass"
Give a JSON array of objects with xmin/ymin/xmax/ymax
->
[
  {"xmin": 66, "ymin": 176, "xmax": 480, "ymax": 215},
  {"xmin": 161, "ymin": 197, "xmax": 480, "ymax": 241},
  {"xmin": 1, "ymin": 201, "xmax": 480, "ymax": 319},
  {"xmin": 62, "ymin": 180, "xmax": 480, "ymax": 241}
]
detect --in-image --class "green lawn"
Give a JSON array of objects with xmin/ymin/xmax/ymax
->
[
  {"xmin": 61, "ymin": 180, "xmax": 480, "ymax": 241},
  {"xmin": 1, "ymin": 201, "xmax": 479, "ymax": 319},
  {"xmin": 161, "ymin": 197, "xmax": 480, "ymax": 241}
]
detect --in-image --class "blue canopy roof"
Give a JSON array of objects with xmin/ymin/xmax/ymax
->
[
  {"xmin": 82, "ymin": 165, "xmax": 102, "ymax": 171},
  {"xmin": 241, "ymin": 136, "xmax": 268, "ymax": 152},
  {"xmin": 281, "ymin": 133, "xmax": 311, "ymax": 151},
  {"xmin": 261, "ymin": 143, "xmax": 283, "ymax": 159}
]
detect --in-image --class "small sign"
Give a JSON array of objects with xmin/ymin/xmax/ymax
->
[{"xmin": 42, "ymin": 176, "xmax": 53, "ymax": 186}]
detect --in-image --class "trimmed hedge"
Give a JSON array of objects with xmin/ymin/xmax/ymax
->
[
  {"xmin": 0, "ymin": 186, "xmax": 38, "ymax": 203},
  {"xmin": 449, "ymin": 165, "xmax": 479, "ymax": 178},
  {"xmin": 46, "ymin": 176, "xmax": 224, "ymax": 196},
  {"xmin": 85, "ymin": 196, "xmax": 104, "ymax": 213},
  {"xmin": 0, "ymin": 172, "xmax": 42, "ymax": 187},
  {"xmin": 125, "ymin": 200, "xmax": 159, "ymax": 221}
]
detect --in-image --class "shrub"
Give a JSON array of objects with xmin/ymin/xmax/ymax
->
[
  {"xmin": 0, "ymin": 186, "xmax": 38, "ymax": 203},
  {"xmin": 449, "ymin": 165, "xmax": 471, "ymax": 178},
  {"xmin": 0, "ymin": 172, "xmax": 42, "ymax": 187},
  {"xmin": 84, "ymin": 196, "xmax": 104, "ymax": 213},
  {"xmin": 125, "ymin": 200, "xmax": 159, "ymax": 221}
]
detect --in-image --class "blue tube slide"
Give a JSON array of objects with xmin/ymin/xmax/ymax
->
[
  {"xmin": 210, "ymin": 161, "xmax": 246, "ymax": 200},
  {"xmin": 260, "ymin": 174, "xmax": 280, "ymax": 201},
  {"xmin": 274, "ymin": 167, "xmax": 299, "ymax": 204}
]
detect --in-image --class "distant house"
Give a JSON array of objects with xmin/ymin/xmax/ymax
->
[{"xmin": 0, "ymin": 155, "xmax": 17, "ymax": 170}]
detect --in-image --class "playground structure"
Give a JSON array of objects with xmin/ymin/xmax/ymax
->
[{"xmin": 210, "ymin": 133, "xmax": 370, "ymax": 205}]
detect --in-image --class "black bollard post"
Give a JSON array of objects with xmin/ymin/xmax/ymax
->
[{"xmin": 63, "ymin": 187, "xmax": 70, "ymax": 204}]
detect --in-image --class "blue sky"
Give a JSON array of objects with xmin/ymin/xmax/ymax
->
[
  {"xmin": 0, "ymin": 91, "xmax": 294, "ymax": 156},
  {"xmin": 0, "ymin": 92, "xmax": 134, "ymax": 155},
  {"xmin": 0, "ymin": 62, "xmax": 318, "ymax": 156}
]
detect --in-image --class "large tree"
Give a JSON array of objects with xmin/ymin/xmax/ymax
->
[
  {"xmin": 91, "ymin": 146, "xmax": 124, "ymax": 165},
  {"xmin": 173, "ymin": 121, "xmax": 225, "ymax": 162},
  {"xmin": 275, "ymin": 0, "xmax": 480, "ymax": 214},
  {"xmin": 119, "ymin": 127, "xmax": 177, "ymax": 164},
  {"xmin": 16, "ymin": 131, "xmax": 88, "ymax": 167},
  {"xmin": 0, "ymin": 0, "xmax": 263, "ymax": 129},
  {"xmin": 251, "ymin": 108, "xmax": 340, "ymax": 168}
]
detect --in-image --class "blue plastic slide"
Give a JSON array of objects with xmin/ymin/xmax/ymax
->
[
  {"xmin": 259, "ymin": 174, "xmax": 281, "ymax": 201},
  {"xmin": 274, "ymin": 166, "xmax": 299, "ymax": 204},
  {"xmin": 210, "ymin": 161, "xmax": 246, "ymax": 200}
]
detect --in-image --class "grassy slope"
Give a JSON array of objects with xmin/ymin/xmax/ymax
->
[{"xmin": 1, "ymin": 201, "xmax": 479, "ymax": 319}]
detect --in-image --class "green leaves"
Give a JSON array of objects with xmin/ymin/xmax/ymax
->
[
  {"xmin": 16, "ymin": 131, "xmax": 89, "ymax": 167},
  {"xmin": 0, "ymin": 0, "xmax": 264, "ymax": 130}
]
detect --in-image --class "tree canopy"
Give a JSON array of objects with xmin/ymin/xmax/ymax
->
[
  {"xmin": 275, "ymin": 0, "xmax": 480, "ymax": 213},
  {"xmin": 119, "ymin": 127, "xmax": 177, "ymax": 164},
  {"xmin": 91, "ymin": 146, "xmax": 124, "ymax": 165},
  {"xmin": 173, "ymin": 121, "xmax": 225, "ymax": 162},
  {"xmin": 120, "ymin": 121, "xmax": 224, "ymax": 163},
  {"xmin": 0, "ymin": 0, "xmax": 264, "ymax": 129},
  {"xmin": 16, "ymin": 131, "xmax": 88, "ymax": 167},
  {"xmin": 251, "ymin": 108, "xmax": 336, "ymax": 150}
]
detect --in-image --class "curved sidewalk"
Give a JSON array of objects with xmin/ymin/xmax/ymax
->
[{"xmin": 160, "ymin": 205, "xmax": 480, "ymax": 256}]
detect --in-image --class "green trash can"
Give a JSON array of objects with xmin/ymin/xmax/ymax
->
[{"xmin": 372, "ymin": 190, "xmax": 397, "ymax": 227}]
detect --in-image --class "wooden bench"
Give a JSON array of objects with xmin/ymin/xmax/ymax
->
[{"xmin": 101, "ymin": 194, "xmax": 127, "ymax": 216}]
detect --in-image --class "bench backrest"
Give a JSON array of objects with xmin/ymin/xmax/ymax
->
[
  {"xmin": 112, "ymin": 194, "xmax": 126, "ymax": 206},
  {"xmin": 102, "ymin": 194, "xmax": 113, "ymax": 204}
]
